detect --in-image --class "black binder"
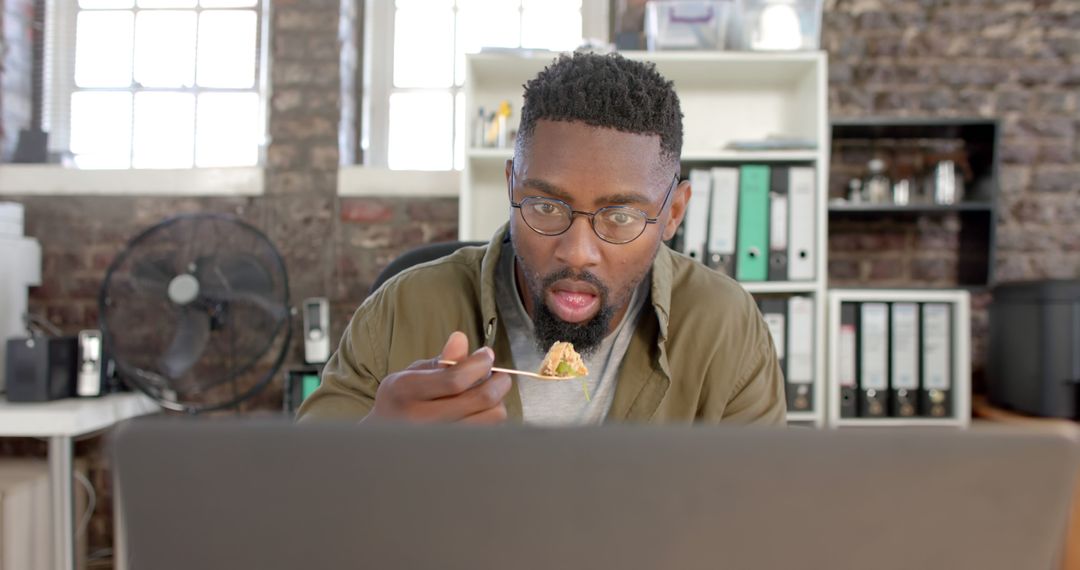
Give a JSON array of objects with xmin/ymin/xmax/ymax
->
[
  {"xmin": 767, "ymin": 166, "xmax": 789, "ymax": 281},
  {"xmin": 839, "ymin": 303, "xmax": 858, "ymax": 418},
  {"xmin": 758, "ymin": 297, "xmax": 790, "ymax": 406}
]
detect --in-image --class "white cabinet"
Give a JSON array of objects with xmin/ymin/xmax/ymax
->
[{"xmin": 462, "ymin": 50, "xmax": 830, "ymax": 425}]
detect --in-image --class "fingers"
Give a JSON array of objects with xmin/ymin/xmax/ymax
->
[
  {"xmin": 426, "ymin": 372, "xmax": 512, "ymax": 422},
  {"xmin": 403, "ymin": 347, "xmax": 496, "ymax": 401},
  {"xmin": 405, "ymin": 331, "xmax": 470, "ymax": 371},
  {"xmin": 459, "ymin": 402, "xmax": 509, "ymax": 425}
]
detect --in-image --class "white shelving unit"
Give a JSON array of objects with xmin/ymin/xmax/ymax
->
[
  {"xmin": 462, "ymin": 50, "xmax": 830, "ymax": 425},
  {"xmin": 826, "ymin": 289, "xmax": 972, "ymax": 429}
]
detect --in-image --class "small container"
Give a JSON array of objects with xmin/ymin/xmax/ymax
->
[
  {"xmin": 735, "ymin": 0, "xmax": 823, "ymax": 51},
  {"xmin": 645, "ymin": 1, "xmax": 732, "ymax": 51},
  {"xmin": 863, "ymin": 159, "xmax": 891, "ymax": 204}
]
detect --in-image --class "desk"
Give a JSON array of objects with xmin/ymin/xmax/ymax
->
[
  {"xmin": 0, "ymin": 393, "xmax": 160, "ymax": 570},
  {"xmin": 973, "ymin": 396, "xmax": 1080, "ymax": 570}
]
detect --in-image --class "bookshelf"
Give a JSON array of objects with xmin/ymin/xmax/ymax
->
[
  {"xmin": 462, "ymin": 51, "xmax": 830, "ymax": 426},
  {"xmin": 826, "ymin": 289, "xmax": 972, "ymax": 429}
]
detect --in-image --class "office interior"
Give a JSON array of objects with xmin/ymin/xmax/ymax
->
[{"xmin": 0, "ymin": 0, "xmax": 1078, "ymax": 568}]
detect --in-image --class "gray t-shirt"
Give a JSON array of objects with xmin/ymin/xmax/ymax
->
[{"xmin": 495, "ymin": 243, "xmax": 647, "ymax": 425}]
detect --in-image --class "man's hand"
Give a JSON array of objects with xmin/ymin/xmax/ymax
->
[{"xmin": 364, "ymin": 331, "xmax": 511, "ymax": 424}]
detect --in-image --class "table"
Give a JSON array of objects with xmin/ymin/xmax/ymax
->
[
  {"xmin": 0, "ymin": 393, "xmax": 160, "ymax": 570},
  {"xmin": 973, "ymin": 395, "xmax": 1080, "ymax": 570}
]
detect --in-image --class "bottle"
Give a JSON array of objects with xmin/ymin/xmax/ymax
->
[
  {"xmin": 496, "ymin": 101, "xmax": 512, "ymax": 148},
  {"xmin": 473, "ymin": 107, "xmax": 486, "ymax": 148},
  {"xmin": 863, "ymin": 158, "xmax": 891, "ymax": 204}
]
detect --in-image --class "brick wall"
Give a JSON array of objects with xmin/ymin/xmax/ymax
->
[
  {"xmin": 0, "ymin": 0, "xmax": 34, "ymax": 160},
  {"xmin": 822, "ymin": 0, "xmax": 1080, "ymax": 382}
]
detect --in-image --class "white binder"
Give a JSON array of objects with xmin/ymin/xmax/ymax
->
[
  {"xmin": 683, "ymin": 169, "xmax": 711, "ymax": 261},
  {"xmin": 890, "ymin": 303, "xmax": 919, "ymax": 391},
  {"xmin": 707, "ymin": 167, "xmax": 738, "ymax": 274},
  {"xmin": 787, "ymin": 296, "xmax": 814, "ymax": 386},
  {"xmin": 787, "ymin": 167, "xmax": 816, "ymax": 280},
  {"xmin": 859, "ymin": 303, "xmax": 889, "ymax": 393}
]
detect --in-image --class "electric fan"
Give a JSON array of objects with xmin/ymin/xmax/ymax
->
[{"xmin": 99, "ymin": 213, "xmax": 292, "ymax": 413}]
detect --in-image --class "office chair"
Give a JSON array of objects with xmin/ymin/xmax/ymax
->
[{"xmin": 368, "ymin": 241, "xmax": 485, "ymax": 296}]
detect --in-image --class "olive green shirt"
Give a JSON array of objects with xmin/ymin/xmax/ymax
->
[{"xmin": 297, "ymin": 225, "xmax": 787, "ymax": 424}]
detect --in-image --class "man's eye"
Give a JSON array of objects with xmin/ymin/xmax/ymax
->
[
  {"xmin": 533, "ymin": 202, "xmax": 560, "ymax": 216},
  {"xmin": 609, "ymin": 211, "xmax": 635, "ymax": 226}
]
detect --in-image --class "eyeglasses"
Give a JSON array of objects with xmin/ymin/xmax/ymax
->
[{"xmin": 508, "ymin": 167, "xmax": 679, "ymax": 245}]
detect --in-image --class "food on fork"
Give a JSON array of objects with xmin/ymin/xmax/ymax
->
[{"xmin": 539, "ymin": 342, "xmax": 588, "ymax": 378}]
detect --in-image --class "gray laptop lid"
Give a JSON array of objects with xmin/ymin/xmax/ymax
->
[{"xmin": 114, "ymin": 421, "xmax": 1080, "ymax": 570}]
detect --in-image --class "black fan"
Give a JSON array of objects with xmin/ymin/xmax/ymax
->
[{"xmin": 99, "ymin": 213, "xmax": 291, "ymax": 413}]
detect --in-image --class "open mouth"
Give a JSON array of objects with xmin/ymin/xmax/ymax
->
[{"xmin": 545, "ymin": 279, "xmax": 601, "ymax": 324}]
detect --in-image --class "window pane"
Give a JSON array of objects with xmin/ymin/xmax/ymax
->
[
  {"xmin": 137, "ymin": 0, "xmax": 198, "ymax": 7},
  {"xmin": 79, "ymin": 0, "xmax": 135, "ymax": 8},
  {"xmin": 455, "ymin": 1, "xmax": 520, "ymax": 85},
  {"xmin": 393, "ymin": 7, "xmax": 453, "ymax": 88},
  {"xmin": 200, "ymin": 0, "xmax": 256, "ymax": 6},
  {"xmin": 454, "ymin": 91, "xmax": 465, "ymax": 170},
  {"xmin": 133, "ymin": 92, "xmax": 195, "ymax": 168},
  {"xmin": 521, "ymin": 6, "xmax": 581, "ymax": 50},
  {"xmin": 134, "ymin": 11, "xmax": 196, "ymax": 88},
  {"xmin": 388, "ymin": 92, "xmax": 453, "ymax": 171},
  {"xmin": 70, "ymin": 91, "xmax": 132, "ymax": 168},
  {"xmin": 196, "ymin": 92, "xmax": 260, "ymax": 167},
  {"xmin": 522, "ymin": 0, "xmax": 580, "ymax": 9},
  {"xmin": 197, "ymin": 10, "xmax": 257, "ymax": 88},
  {"xmin": 395, "ymin": 0, "xmax": 451, "ymax": 7},
  {"xmin": 75, "ymin": 11, "xmax": 134, "ymax": 88}
]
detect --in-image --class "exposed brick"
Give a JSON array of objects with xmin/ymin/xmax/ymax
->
[
  {"xmin": 1017, "ymin": 116, "xmax": 1074, "ymax": 138},
  {"xmin": 406, "ymin": 199, "xmax": 460, "ymax": 222},
  {"xmin": 996, "ymin": 90, "xmax": 1032, "ymax": 112},
  {"xmin": 828, "ymin": 258, "xmax": 860, "ymax": 281},
  {"xmin": 340, "ymin": 200, "xmax": 396, "ymax": 223},
  {"xmin": 1037, "ymin": 140, "xmax": 1074, "ymax": 163},
  {"xmin": 1032, "ymin": 167, "xmax": 1080, "ymax": 193},
  {"xmin": 998, "ymin": 166, "xmax": 1031, "ymax": 194},
  {"xmin": 309, "ymin": 144, "xmax": 340, "ymax": 171},
  {"xmin": 911, "ymin": 258, "xmax": 953, "ymax": 282},
  {"xmin": 868, "ymin": 258, "xmax": 905, "ymax": 281},
  {"xmin": 269, "ymin": 116, "xmax": 337, "ymax": 141}
]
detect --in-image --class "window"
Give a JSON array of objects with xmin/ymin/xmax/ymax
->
[
  {"xmin": 365, "ymin": 0, "xmax": 606, "ymax": 171},
  {"xmin": 45, "ymin": 0, "xmax": 266, "ymax": 169}
]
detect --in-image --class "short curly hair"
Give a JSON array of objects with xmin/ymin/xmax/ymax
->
[{"xmin": 516, "ymin": 52, "xmax": 683, "ymax": 169}]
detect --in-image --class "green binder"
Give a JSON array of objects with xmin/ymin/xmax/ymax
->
[{"xmin": 736, "ymin": 165, "xmax": 770, "ymax": 281}]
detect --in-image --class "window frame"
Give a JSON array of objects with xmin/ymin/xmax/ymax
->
[
  {"xmin": 43, "ymin": 0, "xmax": 272, "ymax": 169},
  {"xmin": 361, "ymin": 0, "xmax": 608, "ymax": 171}
]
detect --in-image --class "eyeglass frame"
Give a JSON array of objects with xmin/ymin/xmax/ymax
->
[{"xmin": 507, "ymin": 162, "xmax": 680, "ymax": 245}]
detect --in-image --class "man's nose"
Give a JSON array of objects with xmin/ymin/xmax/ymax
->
[{"xmin": 552, "ymin": 214, "xmax": 602, "ymax": 270}]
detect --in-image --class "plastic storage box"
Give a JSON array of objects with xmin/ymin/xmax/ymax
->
[
  {"xmin": 645, "ymin": 1, "xmax": 732, "ymax": 51},
  {"xmin": 735, "ymin": 0, "xmax": 823, "ymax": 51}
]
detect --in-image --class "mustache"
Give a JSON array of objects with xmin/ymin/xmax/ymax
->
[{"xmin": 540, "ymin": 267, "xmax": 610, "ymax": 299}]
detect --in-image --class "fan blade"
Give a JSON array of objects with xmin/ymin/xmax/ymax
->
[
  {"xmin": 131, "ymin": 254, "xmax": 178, "ymax": 295},
  {"xmin": 159, "ymin": 309, "xmax": 212, "ymax": 380},
  {"xmin": 198, "ymin": 253, "xmax": 273, "ymax": 297}
]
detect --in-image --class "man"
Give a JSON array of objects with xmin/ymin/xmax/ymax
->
[{"xmin": 298, "ymin": 52, "xmax": 786, "ymax": 425}]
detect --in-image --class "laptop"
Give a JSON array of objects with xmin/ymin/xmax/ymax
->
[{"xmin": 113, "ymin": 420, "xmax": 1080, "ymax": 570}]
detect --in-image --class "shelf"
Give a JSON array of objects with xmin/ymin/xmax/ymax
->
[
  {"xmin": 830, "ymin": 418, "xmax": 967, "ymax": 428},
  {"xmin": 828, "ymin": 202, "xmax": 993, "ymax": 214},
  {"xmin": 741, "ymin": 281, "xmax": 820, "ymax": 294},
  {"xmin": 469, "ymin": 149, "xmax": 822, "ymax": 164},
  {"xmin": 682, "ymin": 150, "xmax": 819, "ymax": 163},
  {"xmin": 467, "ymin": 148, "xmax": 513, "ymax": 160},
  {"xmin": 785, "ymin": 411, "xmax": 820, "ymax": 423}
]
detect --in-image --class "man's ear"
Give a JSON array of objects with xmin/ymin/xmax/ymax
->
[{"xmin": 662, "ymin": 179, "xmax": 692, "ymax": 241}]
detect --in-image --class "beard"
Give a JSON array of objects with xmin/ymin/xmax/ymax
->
[{"xmin": 517, "ymin": 263, "xmax": 618, "ymax": 358}]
